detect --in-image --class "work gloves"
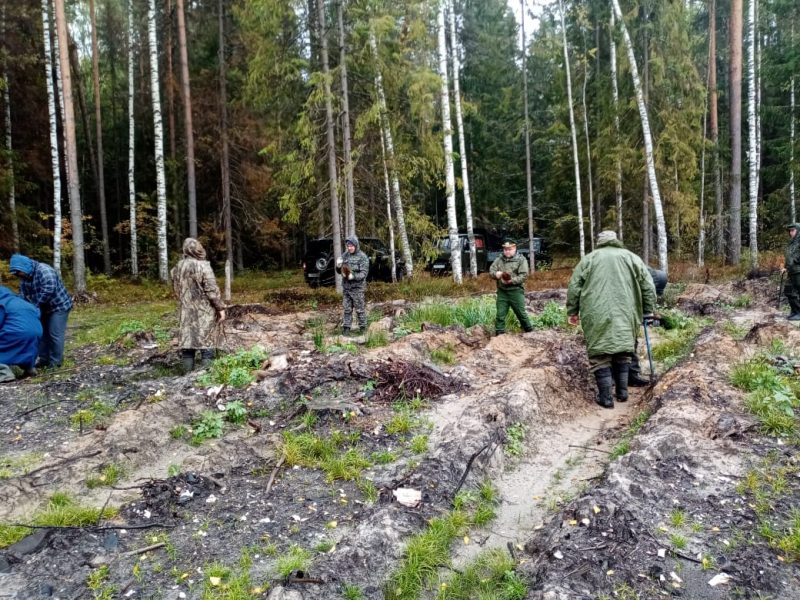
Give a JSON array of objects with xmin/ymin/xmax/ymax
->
[{"xmin": 336, "ymin": 257, "xmax": 343, "ymax": 268}]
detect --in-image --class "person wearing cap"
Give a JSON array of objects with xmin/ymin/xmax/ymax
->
[
  {"xmin": 0, "ymin": 286, "xmax": 43, "ymax": 382},
  {"xmin": 171, "ymin": 238, "xmax": 226, "ymax": 372},
  {"xmin": 9, "ymin": 253, "xmax": 73, "ymax": 369},
  {"xmin": 335, "ymin": 237, "xmax": 369, "ymax": 335},
  {"xmin": 782, "ymin": 223, "xmax": 800, "ymax": 321},
  {"xmin": 566, "ymin": 231, "xmax": 656, "ymax": 409},
  {"xmin": 489, "ymin": 239, "xmax": 533, "ymax": 335}
]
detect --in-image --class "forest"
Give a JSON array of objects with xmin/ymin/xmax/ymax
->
[{"xmin": 1, "ymin": 0, "xmax": 799, "ymax": 289}]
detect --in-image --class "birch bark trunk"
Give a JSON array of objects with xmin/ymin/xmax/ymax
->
[
  {"xmin": 611, "ymin": 0, "xmax": 668, "ymax": 273},
  {"xmin": 521, "ymin": 0, "xmax": 535, "ymax": 270},
  {"xmin": 437, "ymin": 0, "xmax": 461, "ymax": 284},
  {"xmin": 380, "ymin": 134, "xmax": 397, "ymax": 283},
  {"xmin": 709, "ymin": 0, "xmax": 723, "ymax": 257},
  {"xmin": 219, "ymin": 0, "xmax": 232, "ymax": 301},
  {"xmin": 558, "ymin": 0, "xmax": 584, "ymax": 257},
  {"xmin": 581, "ymin": 45, "xmax": 595, "ymax": 251},
  {"xmin": 747, "ymin": 0, "xmax": 758, "ymax": 268},
  {"xmin": 148, "ymin": 0, "xmax": 168, "ymax": 281}
]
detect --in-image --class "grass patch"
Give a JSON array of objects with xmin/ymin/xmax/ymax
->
[
  {"xmin": 430, "ymin": 343, "xmax": 457, "ymax": 366},
  {"xmin": 341, "ymin": 584, "xmax": 364, "ymax": 600},
  {"xmin": 202, "ymin": 549, "xmax": 265, "ymax": 599},
  {"xmin": 86, "ymin": 463, "xmax": 126, "ymax": 489},
  {"xmin": 281, "ymin": 431, "xmax": 371, "ymax": 482},
  {"xmin": 69, "ymin": 400, "xmax": 115, "ymax": 430},
  {"xmin": 365, "ymin": 330, "xmax": 390, "ymax": 348},
  {"xmin": 0, "ymin": 452, "xmax": 43, "ymax": 479},
  {"xmin": 730, "ymin": 357, "xmax": 799, "ymax": 436},
  {"xmin": 0, "ymin": 493, "xmax": 118, "ymax": 548},
  {"xmin": 529, "ymin": 301, "xmax": 567, "ymax": 329},
  {"xmin": 609, "ymin": 409, "xmax": 652, "ymax": 460},
  {"xmin": 198, "ymin": 347, "xmax": 269, "ymax": 388},
  {"xmin": 650, "ymin": 310, "xmax": 707, "ymax": 369},
  {"xmin": 325, "ymin": 340, "xmax": 360, "ymax": 354},
  {"xmin": 69, "ymin": 300, "xmax": 175, "ymax": 349},
  {"xmin": 721, "ymin": 320, "xmax": 750, "ymax": 340},
  {"xmin": 410, "ymin": 435, "xmax": 429, "ymax": 454},
  {"xmin": 386, "ymin": 483, "xmax": 499, "ymax": 599},
  {"xmin": 191, "ymin": 411, "xmax": 225, "ymax": 445},
  {"xmin": 385, "ymin": 410, "xmax": 415, "ymax": 435},
  {"xmin": 436, "ymin": 548, "xmax": 526, "ymax": 600},
  {"xmin": 275, "ymin": 545, "xmax": 311, "ymax": 578},
  {"xmin": 371, "ymin": 450, "xmax": 398, "ymax": 464},
  {"xmin": 87, "ymin": 564, "xmax": 115, "ymax": 599},
  {"xmin": 504, "ymin": 423, "xmax": 526, "ymax": 458}
]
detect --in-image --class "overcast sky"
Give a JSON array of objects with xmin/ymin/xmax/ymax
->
[{"xmin": 510, "ymin": 0, "xmax": 554, "ymax": 49}]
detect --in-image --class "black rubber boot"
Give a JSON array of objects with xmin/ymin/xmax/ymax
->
[
  {"xmin": 342, "ymin": 327, "xmax": 351, "ymax": 337},
  {"xmin": 199, "ymin": 349, "xmax": 215, "ymax": 368},
  {"xmin": 495, "ymin": 330, "xmax": 505, "ymax": 336},
  {"xmin": 628, "ymin": 367, "xmax": 650, "ymax": 387},
  {"xmin": 181, "ymin": 349, "xmax": 196, "ymax": 373},
  {"xmin": 612, "ymin": 361, "xmax": 630, "ymax": 402},
  {"xmin": 593, "ymin": 367, "xmax": 614, "ymax": 409}
]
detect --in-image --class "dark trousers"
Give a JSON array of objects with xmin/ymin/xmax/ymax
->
[
  {"xmin": 495, "ymin": 287, "xmax": 533, "ymax": 333},
  {"xmin": 343, "ymin": 286, "xmax": 367, "ymax": 330},
  {"xmin": 39, "ymin": 309, "xmax": 70, "ymax": 368},
  {"xmin": 785, "ymin": 273, "xmax": 800, "ymax": 314}
]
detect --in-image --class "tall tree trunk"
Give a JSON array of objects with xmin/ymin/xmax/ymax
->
[
  {"xmin": 791, "ymin": 70, "xmax": 796, "ymax": 223},
  {"xmin": 54, "ymin": 0, "xmax": 86, "ymax": 292},
  {"xmin": 581, "ymin": 40, "xmax": 595, "ymax": 251},
  {"xmin": 450, "ymin": 0, "xmax": 476, "ymax": 277},
  {"xmin": 89, "ymin": 0, "xmax": 111, "ymax": 274},
  {"xmin": 728, "ymin": 0, "xmax": 743, "ymax": 264},
  {"xmin": 380, "ymin": 134, "xmax": 396, "ymax": 283},
  {"xmin": 41, "ymin": 0, "xmax": 63, "ymax": 271},
  {"xmin": 699, "ymin": 39, "xmax": 710, "ymax": 267},
  {"xmin": 438, "ymin": 0, "xmax": 461, "ymax": 284},
  {"xmin": 219, "ymin": 0, "xmax": 232, "ymax": 301},
  {"xmin": 128, "ymin": 0, "xmax": 137, "ymax": 278},
  {"xmin": 2, "ymin": 6, "xmax": 18, "ymax": 252},
  {"xmin": 337, "ymin": 0, "xmax": 355, "ymax": 239},
  {"xmin": 610, "ymin": 10, "xmax": 623, "ymax": 241},
  {"xmin": 148, "ymin": 0, "xmax": 168, "ymax": 281},
  {"xmin": 641, "ymin": 11, "xmax": 650, "ymax": 263},
  {"xmin": 710, "ymin": 0, "xmax": 723, "ymax": 257},
  {"xmin": 747, "ymin": 0, "xmax": 758, "ymax": 268},
  {"xmin": 611, "ymin": 0, "xmax": 668, "ymax": 272},
  {"xmin": 176, "ymin": 0, "xmax": 197, "ymax": 238},
  {"xmin": 369, "ymin": 28, "xmax": 413, "ymax": 278},
  {"xmin": 521, "ymin": 0, "xmax": 535, "ymax": 270},
  {"xmin": 69, "ymin": 38, "xmax": 99, "ymax": 206},
  {"xmin": 166, "ymin": 0, "xmax": 180, "ymax": 247},
  {"xmin": 52, "ymin": 6, "xmax": 70, "ymax": 214},
  {"xmin": 558, "ymin": 0, "xmax": 584, "ymax": 257},
  {"xmin": 317, "ymin": 0, "xmax": 343, "ymax": 293}
]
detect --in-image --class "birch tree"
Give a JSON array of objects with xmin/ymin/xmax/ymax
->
[
  {"xmin": 747, "ymin": 0, "xmax": 758, "ymax": 268},
  {"xmin": 438, "ymin": 0, "xmax": 461, "ymax": 284},
  {"xmin": 148, "ymin": 0, "xmax": 168, "ymax": 281},
  {"xmin": 729, "ymin": 0, "xmax": 743, "ymax": 264},
  {"xmin": 128, "ymin": 0, "xmax": 137, "ymax": 277},
  {"xmin": 41, "ymin": 0, "xmax": 62, "ymax": 270},
  {"xmin": 521, "ymin": 0, "xmax": 535, "ymax": 269},
  {"xmin": 581, "ymin": 41, "xmax": 595, "ymax": 251},
  {"xmin": 176, "ymin": 0, "xmax": 197, "ymax": 238},
  {"xmin": 2, "ymin": 5, "xmax": 18, "ymax": 252},
  {"xmin": 316, "ymin": 0, "xmax": 343, "ymax": 293},
  {"xmin": 558, "ymin": 0, "xmax": 584, "ymax": 257},
  {"xmin": 54, "ymin": 0, "xmax": 86, "ymax": 292},
  {"xmin": 337, "ymin": 0, "xmax": 355, "ymax": 239},
  {"xmin": 219, "ymin": 0, "xmax": 232, "ymax": 301},
  {"xmin": 89, "ymin": 0, "xmax": 111, "ymax": 274},
  {"xmin": 369, "ymin": 27, "xmax": 413, "ymax": 278},
  {"xmin": 380, "ymin": 135, "xmax": 396, "ymax": 283},
  {"xmin": 709, "ymin": 0, "xmax": 723, "ymax": 256},
  {"xmin": 450, "ymin": 0, "xmax": 476, "ymax": 277},
  {"xmin": 610, "ymin": 10, "xmax": 622, "ymax": 240}
]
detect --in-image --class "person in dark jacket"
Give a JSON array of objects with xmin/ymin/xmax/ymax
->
[
  {"xmin": 9, "ymin": 254, "xmax": 73, "ymax": 368},
  {"xmin": 335, "ymin": 237, "xmax": 369, "ymax": 334},
  {"xmin": 0, "ymin": 286, "xmax": 43, "ymax": 382},
  {"xmin": 489, "ymin": 240, "xmax": 533, "ymax": 335},
  {"xmin": 566, "ymin": 231, "xmax": 657, "ymax": 408},
  {"xmin": 629, "ymin": 267, "xmax": 667, "ymax": 386},
  {"xmin": 783, "ymin": 223, "xmax": 800, "ymax": 321}
]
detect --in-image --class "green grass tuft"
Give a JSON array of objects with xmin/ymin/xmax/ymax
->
[
  {"xmin": 436, "ymin": 548, "xmax": 526, "ymax": 600},
  {"xmin": 198, "ymin": 347, "xmax": 269, "ymax": 388},
  {"xmin": 276, "ymin": 545, "xmax": 311, "ymax": 578}
]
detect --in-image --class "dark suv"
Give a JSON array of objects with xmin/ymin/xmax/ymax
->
[
  {"xmin": 302, "ymin": 238, "xmax": 403, "ymax": 287},
  {"xmin": 429, "ymin": 234, "xmax": 489, "ymax": 275},
  {"xmin": 487, "ymin": 237, "xmax": 551, "ymax": 269}
]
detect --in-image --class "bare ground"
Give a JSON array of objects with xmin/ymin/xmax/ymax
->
[{"xmin": 0, "ymin": 280, "xmax": 798, "ymax": 599}]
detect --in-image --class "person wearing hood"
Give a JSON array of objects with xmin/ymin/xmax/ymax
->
[
  {"xmin": 9, "ymin": 253, "xmax": 73, "ymax": 369},
  {"xmin": 335, "ymin": 237, "xmax": 369, "ymax": 334},
  {"xmin": 782, "ymin": 223, "xmax": 800, "ymax": 321},
  {"xmin": 566, "ymin": 231, "xmax": 656, "ymax": 409},
  {"xmin": 171, "ymin": 238, "xmax": 226, "ymax": 372},
  {"xmin": 0, "ymin": 286, "xmax": 43, "ymax": 382},
  {"xmin": 489, "ymin": 239, "xmax": 533, "ymax": 335}
]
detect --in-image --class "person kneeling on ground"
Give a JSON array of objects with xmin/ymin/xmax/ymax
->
[
  {"xmin": 335, "ymin": 237, "xmax": 369, "ymax": 335},
  {"xmin": 629, "ymin": 267, "xmax": 667, "ymax": 386},
  {"xmin": 0, "ymin": 286, "xmax": 43, "ymax": 382},
  {"xmin": 489, "ymin": 239, "xmax": 533, "ymax": 336},
  {"xmin": 9, "ymin": 253, "xmax": 73, "ymax": 369},
  {"xmin": 171, "ymin": 238, "xmax": 226, "ymax": 372},
  {"xmin": 566, "ymin": 231, "xmax": 656, "ymax": 409}
]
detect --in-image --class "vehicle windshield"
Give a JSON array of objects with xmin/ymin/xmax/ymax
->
[{"xmin": 306, "ymin": 240, "xmax": 333, "ymax": 255}]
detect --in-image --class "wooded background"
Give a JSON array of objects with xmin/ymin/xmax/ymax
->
[{"xmin": 0, "ymin": 0, "xmax": 798, "ymax": 291}]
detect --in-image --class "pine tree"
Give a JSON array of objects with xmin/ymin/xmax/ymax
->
[{"xmin": 148, "ymin": 0, "xmax": 168, "ymax": 281}]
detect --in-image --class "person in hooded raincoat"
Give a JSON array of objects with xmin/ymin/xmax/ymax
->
[
  {"xmin": 335, "ymin": 237, "xmax": 369, "ymax": 334},
  {"xmin": 171, "ymin": 238, "xmax": 226, "ymax": 372},
  {"xmin": 0, "ymin": 286, "xmax": 43, "ymax": 382},
  {"xmin": 566, "ymin": 231, "xmax": 656, "ymax": 409}
]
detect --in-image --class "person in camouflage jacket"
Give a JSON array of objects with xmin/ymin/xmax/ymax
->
[
  {"xmin": 336, "ymin": 237, "xmax": 369, "ymax": 334},
  {"xmin": 489, "ymin": 240, "xmax": 533, "ymax": 335},
  {"xmin": 171, "ymin": 238, "xmax": 226, "ymax": 372},
  {"xmin": 783, "ymin": 223, "xmax": 800, "ymax": 321}
]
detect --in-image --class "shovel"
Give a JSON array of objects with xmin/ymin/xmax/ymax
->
[{"xmin": 643, "ymin": 317, "xmax": 656, "ymax": 383}]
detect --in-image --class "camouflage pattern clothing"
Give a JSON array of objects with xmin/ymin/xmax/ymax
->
[
  {"xmin": 784, "ymin": 229, "xmax": 800, "ymax": 315},
  {"xmin": 489, "ymin": 252, "xmax": 532, "ymax": 333},
  {"xmin": 171, "ymin": 239, "xmax": 224, "ymax": 350},
  {"xmin": 336, "ymin": 237, "xmax": 369, "ymax": 331}
]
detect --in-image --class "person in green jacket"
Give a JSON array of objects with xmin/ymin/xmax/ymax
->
[
  {"xmin": 782, "ymin": 223, "xmax": 800, "ymax": 321},
  {"xmin": 489, "ymin": 240, "xmax": 533, "ymax": 335},
  {"xmin": 566, "ymin": 231, "xmax": 657, "ymax": 408}
]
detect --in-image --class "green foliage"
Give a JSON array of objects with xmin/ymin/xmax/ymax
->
[
  {"xmin": 275, "ymin": 545, "xmax": 311, "ymax": 578},
  {"xmin": 86, "ymin": 463, "xmax": 126, "ymax": 489},
  {"xmin": 365, "ymin": 330, "xmax": 390, "ymax": 349},
  {"xmin": 224, "ymin": 401, "xmax": 248, "ymax": 425},
  {"xmin": 170, "ymin": 424, "xmax": 189, "ymax": 440},
  {"xmin": 192, "ymin": 411, "xmax": 225, "ymax": 444},
  {"xmin": 371, "ymin": 450, "xmax": 398, "ymax": 464},
  {"xmin": 504, "ymin": 423, "xmax": 526, "ymax": 458},
  {"xmin": 87, "ymin": 565, "xmax": 115, "ymax": 600},
  {"xmin": 0, "ymin": 452, "xmax": 43, "ymax": 479},
  {"xmin": 436, "ymin": 549, "xmax": 527, "ymax": 600},
  {"xmin": 281, "ymin": 431, "xmax": 371, "ymax": 482},
  {"xmin": 341, "ymin": 584, "xmax": 364, "ymax": 600},
  {"xmin": 202, "ymin": 554, "xmax": 264, "ymax": 600},
  {"xmin": 529, "ymin": 301, "xmax": 567, "ymax": 329},
  {"xmin": 430, "ymin": 343, "xmax": 457, "ymax": 365},
  {"xmin": 358, "ymin": 479, "xmax": 379, "ymax": 504},
  {"xmin": 198, "ymin": 347, "xmax": 268, "ymax": 388},
  {"xmin": 651, "ymin": 311, "xmax": 706, "ymax": 369},
  {"xmin": 69, "ymin": 401, "xmax": 114, "ymax": 430},
  {"xmin": 730, "ymin": 357, "xmax": 799, "ymax": 436},
  {"xmin": 610, "ymin": 410, "xmax": 652, "ymax": 460},
  {"xmin": 410, "ymin": 435, "xmax": 429, "ymax": 454}
]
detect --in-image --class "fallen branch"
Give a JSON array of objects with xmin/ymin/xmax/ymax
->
[
  {"xmin": 23, "ymin": 450, "xmax": 103, "ymax": 478},
  {"xmin": 265, "ymin": 454, "xmax": 287, "ymax": 496},
  {"xmin": 567, "ymin": 444, "xmax": 612, "ymax": 455},
  {"xmin": 123, "ymin": 542, "xmax": 165, "ymax": 557},
  {"xmin": 13, "ymin": 399, "xmax": 66, "ymax": 418},
  {"xmin": 451, "ymin": 431, "xmax": 502, "ymax": 501}
]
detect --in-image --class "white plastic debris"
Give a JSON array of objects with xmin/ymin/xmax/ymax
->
[
  {"xmin": 669, "ymin": 572, "xmax": 683, "ymax": 583},
  {"xmin": 143, "ymin": 509, "xmax": 151, "ymax": 519},
  {"xmin": 258, "ymin": 517, "xmax": 272, "ymax": 524},
  {"xmin": 657, "ymin": 548, "xmax": 666, "ymax": 558},
  {"xmin": 392, "ymin": 488, "xmax": 422, "ymax": 508},
  {"xmin": 207, "ymin": 385, "xmax": 224, "ymax": 397},
  {"xmin": 553, "ymin": 550, "xmax": 564, "ymax": 560},
  {"xmin": 206, "ymin": 494, "xmax": 217, "ymax": 504},
  {"xmin": 708, "ymin": 573, "xmax": 733, "ymax": 587}
]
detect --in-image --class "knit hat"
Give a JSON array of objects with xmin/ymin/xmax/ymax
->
[
  {"xmin": 9, "ymin": 254, "xmax": 35, "ymax": 276},
  {"xmin": 597, "ymin": 230, "xmax": 618, "ymax": 245}
]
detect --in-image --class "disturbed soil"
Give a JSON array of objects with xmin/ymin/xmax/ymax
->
[{"xmin": 0, "ymin": 278, "xmax": 798, "ymax": 599}]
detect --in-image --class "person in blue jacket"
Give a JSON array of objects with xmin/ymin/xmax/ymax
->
[
  {"xmin": 0, "ymin": 286, "xmax": 43, "ymax": 382},
  {"xmin": 9, "ymin": 254, "xmax": 73, "ymax": 368}
]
